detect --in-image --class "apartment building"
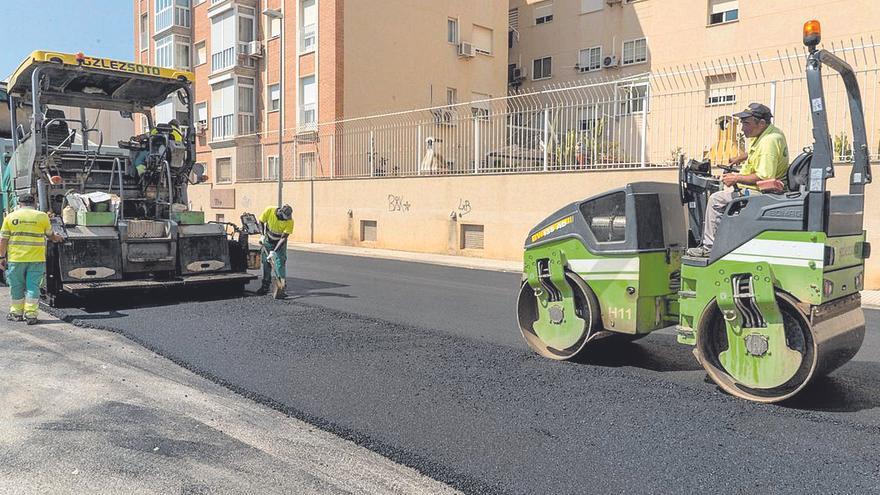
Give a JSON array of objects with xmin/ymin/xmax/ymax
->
[
  {"xmin": 133, "ymin": 0, "xmax": 508, "ymax": 187},
  {"xmin": 509, "ymin": 0, "xmax": 879, "ymax": 89}
]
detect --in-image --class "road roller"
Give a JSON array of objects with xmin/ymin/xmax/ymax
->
[{"xmin": 516, "ymin": 21, "xmax": 872, "ymax": 403}]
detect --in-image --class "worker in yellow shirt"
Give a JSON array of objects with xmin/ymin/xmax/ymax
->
[
  {"xmin": 256, "ymin": 204, "xmax": 293, "ymax": 297},
  {"xmin": 686, "ymin": 103, "xmax": 790, "ymax": 257},
  {"xmin": 135, "ymin": 119, "xmax": 184, "ymax": 176},
  {"xmin": 0, "ymin": 194, "xmax": 63, "ymax": 324}
]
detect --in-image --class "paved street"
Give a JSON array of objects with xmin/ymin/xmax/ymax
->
[{"xmin": 51, "ymin": 250, "xmax": 880, "ymax": 494}]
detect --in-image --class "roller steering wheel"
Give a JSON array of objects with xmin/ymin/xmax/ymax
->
[{"xmin": 717, "ymin": 164, "xmax": 742, "ymax": 193}]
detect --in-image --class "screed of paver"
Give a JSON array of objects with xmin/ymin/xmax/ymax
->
[{"xmin": 0, "ymin": 310, "xmax": 459, "ymax": 495}]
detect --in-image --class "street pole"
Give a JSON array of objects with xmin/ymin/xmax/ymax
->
[{"xmin": 263, "ymin": 7, "xmax": 284, "ymax": 207}]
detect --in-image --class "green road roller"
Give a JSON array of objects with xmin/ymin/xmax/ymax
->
[{"xmin": 516, "ymin": 21, "xmax": 871, "ymax": 403}]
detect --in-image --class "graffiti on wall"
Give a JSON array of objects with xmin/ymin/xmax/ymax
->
[{"xmin": 388, "ymin": 194, "xmax": 411, "ymax": 212}]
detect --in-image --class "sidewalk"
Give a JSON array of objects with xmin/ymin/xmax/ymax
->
[
  {"xmin": 0, "ymin": 291, "xmax": 457, "ymax": 495},
  {"xmin": 288, "ymin": 242, "xmax": 880, "ymax": 309}
]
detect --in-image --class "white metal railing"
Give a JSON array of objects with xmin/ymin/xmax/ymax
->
[
  {"xmin": 301, "ymin": 23, "xmax": 316, "ymax": 53},
  {"xmin": 212, "ymin": 46, "xmax": 235, "ymax": 72},
  {"xmin": 225, "ymin": 39, "xmax": 880, "ymax": 183},
  {"xmin": 211, "ymin": 114, "xmax": 235, "ymax": 141},
  {"xmin": 238, "ymin": 114, "xmax": 255, "ymax": 135}
]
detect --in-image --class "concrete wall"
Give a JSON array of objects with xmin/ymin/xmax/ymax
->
[{"xmin": 188, "ymin": 167, "xmax": 880, "ymax": 289}]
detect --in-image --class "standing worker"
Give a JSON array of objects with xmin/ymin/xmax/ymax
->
[
  {"xmin": 0, "ymin": 194, "xmax": 63, "ymax": 324},
  {"xmin": 256, "ymin": 204, "xmax": 293, "ymax": 297}
]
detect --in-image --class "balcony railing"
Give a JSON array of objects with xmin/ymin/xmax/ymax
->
[
  {"xmin": 211, "ymin": 114, "xmax": 235, "ymax": 140},
  {"xmin": 301, "ymin": 103, "xmax": 316, "ymax": 128},
  {"xmin": 238, "ymin": 114, "xmax": 255, "ymax": 135},
  {"xmin": 212, "ymin": 46, "xmax": 235, "ymax": 72}
]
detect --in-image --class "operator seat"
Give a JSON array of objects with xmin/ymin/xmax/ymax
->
[
  {"xmin": 44, "ymin": 109, "xmax": 73, "ymax": 148},
  {"xmin": 786, "ymin": 151, "xmax": 812, "ymax": 191}
]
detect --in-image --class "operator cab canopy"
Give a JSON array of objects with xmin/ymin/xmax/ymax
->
[{"xmin": 4, "ymin": 51, "xmax": 193, "ymax": 113}]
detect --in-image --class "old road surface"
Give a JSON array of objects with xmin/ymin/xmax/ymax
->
[{"xmin": 51, "ymin": 250, "xmax": 880, "ymax": 495}]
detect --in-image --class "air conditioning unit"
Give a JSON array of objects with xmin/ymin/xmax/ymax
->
[
  {"xmin": 512, "ymin": 67, "xmax": 523, "ymax": 80},
  {"xmin": 602, "ymin": 55, "xmax": 619, "ymax": 68},
  {"xmin": 458, "ymin": 41, "xmax": 476, "ymax": 58},
  {"xmin": 248, "ymin": 41, "xmax": 263, "ymax": 58},
  {"xmin": 196, "ymin": 122, "xmax": 207, "ymax": 135}
]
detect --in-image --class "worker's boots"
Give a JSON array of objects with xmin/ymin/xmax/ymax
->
[
  {"xmin": 255, "ymin": 283, "xmax": 271, "ymax": 296},
  {"xmin": 6, "ymin": 312, "xmax": 22, "ymax": 322},
  {"xmin": 24, "ymin": 312, "xmax": 37, "ymax": 325}
]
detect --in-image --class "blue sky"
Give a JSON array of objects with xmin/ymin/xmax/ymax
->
[{"xmin": 0, "ymin": 0, "xmax": 133, "ymax": 77}]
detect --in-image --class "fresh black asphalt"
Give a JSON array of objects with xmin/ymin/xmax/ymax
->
[{"xmin": 51, "ymin": 251, "xmax": 880, "ymax": 494}]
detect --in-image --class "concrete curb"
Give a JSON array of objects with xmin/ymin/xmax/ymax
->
[
  {"xmin": 287, "ymin": 242, "xmax": 880, "ymax": 309},
  {"xmin": 288, "ymin": 242, "xmax": 522, "ymax": 273}
]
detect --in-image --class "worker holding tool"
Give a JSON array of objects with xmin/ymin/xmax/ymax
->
[
  {"xmin": 0, "ymin": 194, "xmax": 63, "ymax": 324},
  {"xmin": 255, "ymin": 204, "xmax": 293, "ymax": 297}
]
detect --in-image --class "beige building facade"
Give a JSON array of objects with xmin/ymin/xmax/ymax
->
[{"xmin": 134, "ymin": 1, "xmax": 880, "ymax": 288}]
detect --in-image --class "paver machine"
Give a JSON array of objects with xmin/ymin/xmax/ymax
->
[
  {"xmin": 2, "ymin": 51, "xmax": 255, "ymax": 305},
  {"xmin": 516, "ymin": 22, "xmax": 871, "ymax": 402}
]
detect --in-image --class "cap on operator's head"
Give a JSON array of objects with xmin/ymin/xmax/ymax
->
[
  {"xmin": 276, "ymin": 204, "xmax": 293, "ymax": 220},
  {"xmin": 734, "ymin": 102, "xmax": 773, "ymax": 122},
  {"xmin": 17, "ymin": 193, "xmax": 35, "ymax": 205},
  {"xmin": 168, "ymin": 119, "xmax": 180, "ymax": 127}
]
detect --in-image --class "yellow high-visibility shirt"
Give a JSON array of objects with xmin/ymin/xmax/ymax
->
[
  {"xmin": 259, "ymin": 206, "xmax": 294, "ymax": 241},
  {"xmin": 0, "ymin": 207, "xmax": 52, "ymax": 262},
  {"xmin": 740, "ymin": 124, "xmax": 790, "ymax": 190}
]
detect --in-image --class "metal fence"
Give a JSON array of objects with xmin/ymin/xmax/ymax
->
[{"xmin": 228, "ymin": 40, "xmax": 880, "ymax": 183}]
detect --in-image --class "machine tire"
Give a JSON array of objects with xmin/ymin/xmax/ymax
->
[
  {"xmin": 517, "ymin": 271, "xmax": 601, "ymax": 360},
  {"xmin": 696, "ymin": 293, "xmax": 817, "ymax": 403}
]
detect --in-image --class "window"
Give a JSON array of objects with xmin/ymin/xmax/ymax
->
[
  {"xmin": 580, "ymin": 0, "xmax": 603, "ymax": 14},
  {"xmin": 156, "ymin": 0, "xmax": 173, "ymax": 33},
  {"xmin": 237, "ymin": 6, "xmax": 257, "ymax": 68},
  {"xmin": 622, "ymin": 38, "xmax": 647, "ymax": 65},
  {"xmin": 140, "ymin": 13, "xmax": 149, "ymax": 50},
  {"xmin": 460, "ymin": 224, "xmax": 484, "ymax": 250},
  {"xmin": 534, "ymin": 1, "xmax": 553, "ymax": 24},
  {"xmin": 268, "ymin": 16, "xmax": 281, "ymax": 38},
  {"xmin": 618, "ymin": 83, "xmax": 648, "ymax": 115},
  {"xmin": 578, "ymin": 46, "xmax": 601, "ymax": 72},
  {"xmin": 215, "ymin": 157, "xmax": 232, "ymax": 184},
  {"xmin": 175, "ymin": 36, "xmax": 191, "ymax": 70},
  {"xmin": 215, "ymin": 213, "xmax": 225, "ymax": 223},
  {"xmin": 266, "ymin": 156, "xmax": 278, "ymax": 180},
  {"xmin": 580, "ymin": 192, "xmax": 627, "ymax": 243},
  {"xmin": 195, "ymin": 102, "xmax": 208, "ymax": 125},
  {"xmin": 175, "ymin": 0, "xmax": 191, "ymax": 28},
  {"xmin": 155, "ymin": 36, "xmax": 173, "ymax": 68},
  {"xmin": 473, "ymin": 25, "xmax": 493, "ymax": 55},
  {"xmin": 361, "ymin": 220, "xmax": 377, "ymax": 242},
  {"xmin": 268, "ymin": 83, "xmax": 280, "ymax": 111},
  {"xmin": 471, "ymin": 92, "xmax": 490, "ymax": 121},
  {"xmin": 155, "ymin": 98, "xmax": 174, "ymax": 124},
  {"xmin": 211, "ymin": 79, "xmax": 235, "ymax": 140},
  {"xmin": 211, "ymin": 10, "xmax": 235, "ymax": 72},
  {"xmin": 300, "ymin": 75, "xmax": 316, "ymax": 126},
  {"xmin": 447, "ymin": 18, "xmax": 459, "ymax": 44},
  {"xmin": 706, "ymin": 73, "xmax": 737, "ymax": 106},
  {"xmin": 532, "ymin": 56, "xmax": 552, "ymax": 80},
  {"xmin": 238, "ymin": 76, "xmax": 255, "ymax": 135},
  {"xmin": 708, "ymin": 0, "xmax": 738, "ymax": 25},
  {"xmin": 301, "ymin": 0, "xmax": 317, "ymax": 53},
  {"xmin": 298, "ymin": 152, "xmax": 316, "ymax": 178},
  {"xmin": 446, "ymin": 87, "xmax": 457, "ymax": 106},
  {"xmin": 194, "ymin": 41, "xmax": 206, "ymax": 66}
]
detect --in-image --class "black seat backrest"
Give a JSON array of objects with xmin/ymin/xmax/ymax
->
[
  {"xmin": 44, "ymin": 109, "xmax": 71, "ymax": 148},
  {"xmin": 787, "ymin": 151, "xmax": 812, "ymax": 191}
]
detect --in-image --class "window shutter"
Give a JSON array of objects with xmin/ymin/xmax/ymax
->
[
  {"xmin": 580, "ymin": 0, "xmax": 603, "ymax": 14},
  {"xmin": 710, "ymin": 0, "xmax": 738, "ymax": 14}
]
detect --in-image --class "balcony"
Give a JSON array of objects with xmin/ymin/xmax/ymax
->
[
  {"xmin": 211, "ymin": 44, "xmax": 258, "ymax": 73},
  {"xmin": 211, "ymin": 114, "xmax": 235, "ymax": 141},
  {"xmin": 301, "ymin": 103, "xmax": 316, "ymax": 129},
  {"xmin": 238, "ymin": 114, "xmax": 255, "ymax": 136},
  {"xmin": 155, "ymin": 1, "xmax": 191, "ymax": 35}
]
